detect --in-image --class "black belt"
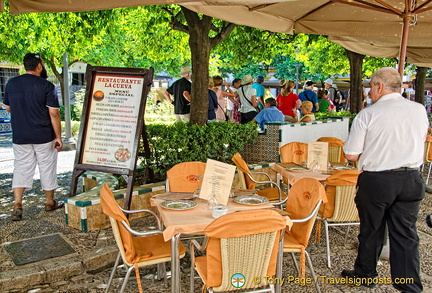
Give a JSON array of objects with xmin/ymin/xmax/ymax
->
[{"xmin": 387, "ymin": 167, "xmax": 419, "ymax": 172}]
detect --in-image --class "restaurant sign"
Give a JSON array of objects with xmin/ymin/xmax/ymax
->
[
  {"xmin": 82, "ymin": 74, "xmax": 144, "ymax": 169},
  {"xmin": 70, "ymin": 65, "xmax": 154, "ymax": 204}
]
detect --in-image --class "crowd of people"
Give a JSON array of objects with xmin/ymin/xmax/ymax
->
[{"xmin": 163, "ymin": 67, "xmax": 354, "ymax": 131}]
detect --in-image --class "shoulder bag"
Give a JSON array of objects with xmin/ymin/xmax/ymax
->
[{"xmin": 241, "ymin": 86, "xmax": 260, "ymax": 113}]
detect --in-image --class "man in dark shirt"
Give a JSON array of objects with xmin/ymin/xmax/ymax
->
[
  {"xmin": 3, "ymin": 53, "xmax": 64, "ymax": 221},
  {"xmin": 163, "ymin": 66, "xmax": 192, "ymax": 122}
]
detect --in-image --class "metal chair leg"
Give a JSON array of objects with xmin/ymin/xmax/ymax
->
[
  {"xmin": 190, "ymin": 266, "xmax": 195, "ymax": 293},
  {"xmin": 344, "ymin": 226, "xmax": 351, "ymax": 246},
  {"xmin": 105, "ymin": 252, "xmax": 122, "ymax": 293},
  {"xmin": 290, "ymin": 252, "xmax": 299, "ymax": 273},
  {"xmin": 119, "ymin": 266, "xmax": 135, "ymax": 293},
  {"xmin": 324, "ymin": 220, "xmax": 331, "ymax": 268},
  {"xmin": 427, "ymin": 163, "xmax": 432, "ymax": 185},
  {"xmin": 305, "ymin": 251, "xmax": 321, "ymax": 293}
]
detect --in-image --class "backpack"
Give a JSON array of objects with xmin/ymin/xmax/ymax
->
[{"xmin": 331, "ymin": 88, "xmax": 345, "ymax": 111}]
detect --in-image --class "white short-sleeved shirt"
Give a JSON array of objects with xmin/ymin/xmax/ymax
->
[
  {"xmin": 343, "ymin": 93, "xmax": 428, "ymax": 172},
  {"xmin": 238, "ymin": 85, "xmax": 257, "ymax": 113}
]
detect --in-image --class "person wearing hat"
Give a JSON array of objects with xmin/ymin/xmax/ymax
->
[
  {"xmin": 163, "ymin": 66, "xmax": 192, "ymax": 122},
  {"xmin": 237, "ymin": 74, "xmax": 258, "ymax": 124},
  {"xmin": 252, "ymin": 75, "xmax": 265, "ymax": 111},
  {"xmin": 298, "ymin": 80, "xmax": 319, "ymax": 113},
  {"xmin": 324, "ymin": 78, "xmax": 345, "ymax": 111}
]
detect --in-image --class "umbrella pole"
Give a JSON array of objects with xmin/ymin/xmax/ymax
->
[{"xmin": 398, "ymin": 14, "xmax": 411, "ymax": 78}]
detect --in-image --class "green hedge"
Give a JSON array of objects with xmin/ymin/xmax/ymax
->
[
  {"xmin": 315, "ymin": 111, "xmax": 356, "ymax": 124},
  {"xmin": 143, "ymin": 122, "xmax": 258, "ymax": 180}
]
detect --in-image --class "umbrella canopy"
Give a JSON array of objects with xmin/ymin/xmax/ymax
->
[
  {"xmin": 1, "ymin": 0, "xmax": 193, "ymax": 14},
  {"xmin": 4, "ymin": 0, "xmax": 432, "ymax": 74},
  {"xmin": 184, "ymin": 0, "xmax": 432, "ymax": 75},
  {"xmin": 329, "ymin": 35, "xmax": 432, "ymax": 69}
]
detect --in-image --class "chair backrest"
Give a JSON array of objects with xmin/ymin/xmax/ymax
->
[
  {"xmin": 100, "ymin": 183, "xmax": 136, "ymax": 265},
  {"xmin": 231, "ymin": 153, "xmax": 255, "ymax": 190},
  {"xmin": 203, "ymin": 209, "xmax": 287, "ymax": 291},
  {"xmin": 317, "ymin": 137, "xmax": 345, "ymax": 162},
  {"xmin": 280, "ymin": 142, "xmax": 308, "ymax": 163},
  {"xmin": 166, "ymin": 161, "xmax": 206, "ymax": 192},
  {"xmin": 320, "ymin": 169, "xmax": 360, "ymax": 220},
  {"xmin": 285, "ymin": 178, "xmax": 326, "ymax": 247},
  {"xmin": 425, "ymin": 135, "xmax": 432, "ymax": 163}
]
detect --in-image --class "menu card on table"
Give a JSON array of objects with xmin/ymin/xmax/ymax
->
[
  {"xmin": 199, "ymin": 159, "xmax": 236, "ymax": 206},
  {"xmin": 307, "ymin": 142, "xmax": 328, "ymax": 171}
]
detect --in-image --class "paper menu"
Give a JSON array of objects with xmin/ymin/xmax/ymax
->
[
  {"xmin": 199, "ymin": 159, "xmax": 236, "ymax": 206},
  {"xmin": 307, "ymin": 142, "xmax": 329, "ymax": 171}
]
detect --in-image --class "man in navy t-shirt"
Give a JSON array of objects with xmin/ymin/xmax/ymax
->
[
  {"xmin": 163, "ymin": 66, "xmax": 192, "ymax": 122},
  {"xmin": 3, "ymin": 53, "xmax": 64, "ymax": 221}
]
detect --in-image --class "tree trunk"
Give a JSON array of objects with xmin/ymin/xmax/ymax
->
[
  {"xmin": 414, "ymin": 66, "xmax": 427, "ymax": 104},
  {"xmin": 345, "ymin": 49, "xmax": 365, "ymax": 114},
  {"xmin": 182, "ymin": 7, "xmax": 211, "ymax": 126},
  {"xmin": 47, "ymin": 57, "xmax": 65, "ymax": 105}
]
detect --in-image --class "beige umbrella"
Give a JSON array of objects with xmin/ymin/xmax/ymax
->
[
  {"xmin": 184, "ymin": 0, "xmax": 432, "ymax": 76},
  {"xmin": 1, "ymin": 0, "xmax": 193, "ymax": 14},
  {"xmin": 329, "ymin": 35, "xmax": 432, "ymax": 69},
  {"xmin": 4, "ymin": 0, "xmax": 432, "ymax": 76}
]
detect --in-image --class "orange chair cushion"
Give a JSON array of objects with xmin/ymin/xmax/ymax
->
[
  {"xmin": 100, "ymin": 183, "xmax": 186, "ymax": 264},
  {"xmin": 232, "ymin": 153, "xmax": 255, "ymax": 189},
  {"xmin": 133, "ymin": 234, "xmax": 186, "ymax": 263},
  {"xmin": 280, "ymin": 142, "xmax": 308, "ymax": 163},
  {"xmin": 257, "ymin": 187, "xmax": 286, "ymax": 201},
  {"xmin": 285, "ymin": 178, "xmax": 327, "ymax": 247},
  {"xmin": 166, "ymin": 161, "xmax": 206, "ymax": 192}
]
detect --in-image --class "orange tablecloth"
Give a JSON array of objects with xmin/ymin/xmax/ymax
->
[
  {"xmin": 151, "ymin": 192, "xmax": 289, "ymax": 241},
  {"xmin": 272, "ymin": 162, "xmax": 331, "ymax": 185}
]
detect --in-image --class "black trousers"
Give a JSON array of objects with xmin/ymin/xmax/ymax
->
[
  {"xmin": 354, "ymin": 170, "xmax": 424, "ymax": 292},
  {"xmin": 240, "ymin": 111, "xmax": 257, "ymax": 124}
]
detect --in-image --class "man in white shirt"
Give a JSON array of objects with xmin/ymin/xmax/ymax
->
[{"xmin": 342, "ymin": 67, "xmax": 428, "ymax": 292}]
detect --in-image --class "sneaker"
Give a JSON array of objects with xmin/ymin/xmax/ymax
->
[
  {"xmin": 341, "ymin": 269, "xmax": 378, "ymax": 289},
  {"xmin": 11, "ymin": 208, "xmax": 23, "ymax": 221}
]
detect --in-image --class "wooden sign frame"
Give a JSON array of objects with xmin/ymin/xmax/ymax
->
[{"xmin": 70, "ymin": 65, "xmax": 154, "ymax": 209}]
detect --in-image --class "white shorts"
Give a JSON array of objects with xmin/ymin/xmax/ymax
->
[
  {"xmin": 12, "ymin": 141, "xmax": 58, "ymax": 191},
  {"xmin": 175, "ymin": 114, "xmax": 190, "ymax": 122}
]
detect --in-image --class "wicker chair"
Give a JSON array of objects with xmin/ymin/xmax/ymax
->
[
  {"xmin": 232, "ymin": 153, "xmax": 287, "ymax": 207},
  {"xmin": 423, "ymin": 135, "xmax": 432, "ymax": 184},
  {"xmin": 317, "ymin": 169, "xmax": 360, "ymax": 268},
  {"xmin": 279, "ymin": 142, "xmax": 308, "ymax": 163},
  {"xmin": 100, "ymin": 183, "xmax": 186, "ymax": 293},
  {"xmin": 190, "ymin": 209, "xmax": 288, "ymax": 293},
  {"xmin": 316, "ymin": 137, "xmax": 346, "ymax": 163},
  {"xmin": 283, "ymin": 178, "xmax": 326, "ymax": 293},
  {"xmin": 165, "ymin": 161, "xmax": 207, "ymax": 192}
]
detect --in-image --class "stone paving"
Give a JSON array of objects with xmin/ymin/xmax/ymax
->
[{"xmin": 0, "ymin": 133, "xmax": 432, "ymax": 292}]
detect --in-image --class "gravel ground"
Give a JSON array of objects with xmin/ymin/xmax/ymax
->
[{"xmin": 0, "ymin": 133, "xmax": 432, "ymax": 293}]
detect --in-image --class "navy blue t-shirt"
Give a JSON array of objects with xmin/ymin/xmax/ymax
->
[
  {"xmin": 167, "ymin": 77, "xmax": 191, "ymax": 114},
  {"xmin": 3, "ymin": 74, "xmax": 59, "ymax": 144}
]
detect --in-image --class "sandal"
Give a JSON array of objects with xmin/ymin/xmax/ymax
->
[
  {"xmin": 45, "ymin": 200, "xmax": 65, "ymax": 212},
  {"xmin": 11, "ymin": 208, "xmax": 23, "ymax": 221}
]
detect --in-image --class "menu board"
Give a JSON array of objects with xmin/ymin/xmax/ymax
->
[{"xmin": 82, "ymin": 74, "xmax": 144, "ymax": 169}]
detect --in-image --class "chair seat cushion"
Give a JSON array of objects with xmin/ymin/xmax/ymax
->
[
  {"xmin": 194, "ymin": 256, "xmax": 208, "ymax": 284},
  {"xmin": 132, "ymin": 234, "xmax": 186, "ymax": 263},
  {"xmin": 257, "ymin": 187, "xmax": 285, "ymax": 201}
]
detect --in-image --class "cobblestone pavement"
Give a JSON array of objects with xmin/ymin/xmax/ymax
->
[{"xmin": 0, "ymin": 133, "xmax": 432, "ymax": 293}]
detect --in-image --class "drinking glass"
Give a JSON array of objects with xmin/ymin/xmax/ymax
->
[{"xmin": 192, "ymin": 175, "xmax": 203, "ymax": 200}]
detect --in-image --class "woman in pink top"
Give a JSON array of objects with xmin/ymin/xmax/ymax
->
[{"xmin": 276, "ymin": 79, "xmax": 301, "ymax": 122}]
